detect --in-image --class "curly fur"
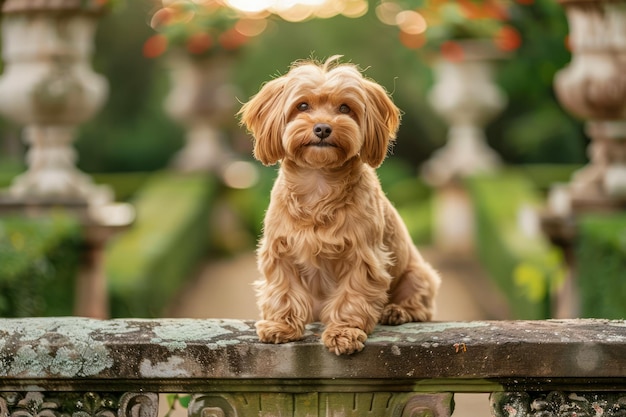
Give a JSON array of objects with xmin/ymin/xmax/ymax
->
[{"xmin": 239, "ymin": 56, "xmax": 441, "ymax": 355}]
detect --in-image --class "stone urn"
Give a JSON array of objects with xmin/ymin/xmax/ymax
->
[
  {"xmin": 548, "ymin": 0, "xmax": 626, "ymax": 214},
  {"xmin": 164, "ymin": 52, "xmax": 240, "ymax": 173},
  {"xmin": 0, "ymin": 0, "xmax": 112, "ymax": 205},
  {"xmin": 540, "ymin": 0, "xmax": 626, "ymax": 319},
  {"xmin": 421, "ymin": 40, "xmax": 507, "ymax": 187},
  {"xmin": 0, "ymin": 0, "xmax": 135, "ymax": 319}
]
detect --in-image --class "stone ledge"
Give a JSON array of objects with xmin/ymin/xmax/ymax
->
[{"xmin": 0, "ymin": 317, "xmax": 625, "ymax": 392}]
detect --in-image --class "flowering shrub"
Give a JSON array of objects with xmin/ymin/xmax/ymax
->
[
  {"xmin": 144, "ymin": 0, "xmax": 266, "ymax": 59},
  {"xmin": 80, "ymin": 0, "xmax": 125, "ymax": 11},
  {"xmin": 376, "ymin": 0, "xmax": 523, "ymax": 60}
]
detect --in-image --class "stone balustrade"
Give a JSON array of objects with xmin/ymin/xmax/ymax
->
[{"xmin": 1, "ymin": 317, "xmax": 625, "ymax": 416}]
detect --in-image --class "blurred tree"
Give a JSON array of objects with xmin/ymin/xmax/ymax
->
[
  {"xmin": 490, "ymin": 0, "xmax": 586, "ymax": 164},
  {"xmin": 76, "ymin": 0, "xmax": 184, "ymax": 173}
]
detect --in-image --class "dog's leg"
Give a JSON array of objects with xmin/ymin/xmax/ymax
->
[
  {"xmin": 320, "ymin": 260, "xmax": 390, "ymax": 355},
  {"xmin": 380, "ymin": 260, "xmax": 440, "ymax": 325},
  {"xmin": 255, "ymin": 249, "xmax": 312, "ymax": 344}
]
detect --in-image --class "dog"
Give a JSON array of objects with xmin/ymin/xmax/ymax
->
[{"xmin": 239, "ymin": 56, "xmax": 440, "ymax": 355}]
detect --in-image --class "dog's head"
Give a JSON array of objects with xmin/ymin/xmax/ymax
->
[{"xmin": 239, "ymin": 56, "xmax": 400, "ymax": 169}]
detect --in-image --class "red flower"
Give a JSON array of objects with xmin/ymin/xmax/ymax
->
[
  {"xmin": 399, "ymin": 30, "xmax": 426, "ymax": 49},
  {"xmin": 440, "ymin": 41, "xmax": 465, "ymax": 61},
  {"xmin": 564, "ymin": 34, "xmax": 571, "ymax": 51},
  {"xmin": 458, "ymin": 0, "xmax": 507, "ymax": 20},
  {"xmin": 143, "ymin": 34, "xmax": 168, "ymax": 58},
  {"xmin": 218, "ymin": 28, "xmax": 248, "ymax": 50},
  {"xmin": 187, "ymin": 32, "xmax": 213, "ymax": 54},
  {"xmin": 494, "ymin": 25, "xmax": 521, "ymax": 51}
]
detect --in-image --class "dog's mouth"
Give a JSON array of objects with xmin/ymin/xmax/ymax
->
[{"xmin": 306, "ymin": 141, "xmax": 338, "ymax": 148}]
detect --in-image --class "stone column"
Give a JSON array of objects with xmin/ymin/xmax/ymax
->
[
  {"xmin": 0, "ymin": 0, "xmax": 134, "ymax": 318},
  {"xmin": 422, "ymin": 40, "xmax": 506, "ymax": 187},
  {"xmin": 164, "ymin": 52, "xmax": 240, "ymax": 173},
  {"xmin": 542, "ymin": 0, "xmax": 626, "ymax": 318},
  {"xmin": 550, "ymin": 0, "xmax": 626, "ymax": 212},
  {"xmin": 422, "ymin": 40, "xmax": 507, "ymax": 254},
  {"xmin": 0, "ymin": 0, "xmax": 113, "ymax": 204}
]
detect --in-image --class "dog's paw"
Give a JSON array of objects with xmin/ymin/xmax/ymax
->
[
  {"xmin": 379, "ymin": 304, "xmax": 413, "ymax": 325},
  {"xmin": 322, "ymin": 326, "xmax": 367, "ymax": 355},
  {"xmin": 256, "ymin": 320, "xmax": 303, "ymax": 344}
]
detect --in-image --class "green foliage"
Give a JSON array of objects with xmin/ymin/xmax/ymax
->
[
  {"xmin": 467, "ymin": 170, "xmax": 564, "ymax": 318},
  {"xmin": 220, "ymin": 164, "xmax": 275, "ymax": 241},
  {"xmin": 519, "ymin": 164, "xmax": 580, "ymax": 192},
  {"xmin": 577, "ymin": 214, "xmax": 626, "ymax": 319},
  {"xmin": 148, "ymin": 1, "xmax": 250, "ymax": 56},
  {"xmin": 0, "ymin": 213, "xmax": 81, "ymax": 317},
  {"xmin": 378, "ymin": 160, "xmax": 433, "ymax": 244},
  {"xmin": 105, "ymin": 172, "xmax": 216, "ymax": 317},
  {"xmin": 388, "ymin": 0, "xmax": 515, "ymax": 53},
  {"xmin": 76, "ymin": 0, "xmax": 184, "ymax": 173},
  {"xmin": 492, "ymin": 0, "xmax": 586, "ymax": 164},
  {"xmin": 512, "ymin": 250, "xmax": 564, "ymax": 303},
  {"xmin": 92, "ymin": 171, "xmax": 153, "ymax": 201},
  {"xmin": 80, "ymin": 0, "xmax": 125, "ymax": 11},
  {"xmin": 164, "ymin": 394, "xmax": 191, "ymax": 417}
]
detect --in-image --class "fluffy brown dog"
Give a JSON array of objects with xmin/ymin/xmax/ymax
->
[{"xmin": 239, "ymin": 56, "xmax": 440, "ymax": 355}]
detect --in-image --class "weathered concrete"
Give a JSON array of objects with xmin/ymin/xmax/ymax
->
[{"xmin": 0, "ymin": 318, "xmax": 625, "ymax": 393}]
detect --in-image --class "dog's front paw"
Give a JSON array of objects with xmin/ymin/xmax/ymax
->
[
  {"xmin": 322, "ymin": 326, "xmax": 367, "ymax": 355},
  {"xmin": 256, "ymin": 320, "xmax": 303, "ymax": 344},
  {"xmin": 379, "ymin": 303, "xmax": 413, "ymax": 325}
]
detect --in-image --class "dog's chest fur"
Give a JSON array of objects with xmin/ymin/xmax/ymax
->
[{"xmin": 265, "ymin": 162, "xmax": 391, "ymax": 293}]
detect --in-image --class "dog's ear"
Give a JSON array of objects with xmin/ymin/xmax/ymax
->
[
  {"xmin": 361, "ymin": 80, "xmax": 401, "ymax": 168},
  {"xmin": 238, "ymin": 77, "xmax": 288, "ymax": 166}
]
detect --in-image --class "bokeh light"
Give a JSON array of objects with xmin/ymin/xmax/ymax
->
[
  {"xmin": 375, "ymin": 0, "xmax": 522, "ymax": 54},
  {"xmin": 224, "ymin": 0, "xmax": 368, "ymax": 21},
  {"xmin": 395, "ymin": 10, "xmax": 427, "ymax": 35},
  {"xmin": 223, "ymin": 161, "xmax": 260, "ymax": 189}
]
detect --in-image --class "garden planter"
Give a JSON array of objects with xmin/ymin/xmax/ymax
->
[
  {"xmin": 164, "ymin": 52, "xmax": 240, "ymax": 173},
  {"xmin": 0, "ymin": 0, "xmax": 112, "ymax": 204},
  {"xmin": 541, "ymin": 0, "xmax": 626, "ymax": 318},
  {"xmin": 421, "ymin": 40, "xmax": 507, "ymax": 187},
  {"xmin": 0, "ymin": 1, "xmax": 135, "ymax": 319},
  {"xmin": 551, "ymin": 0, "xmax": 626, "ymax": 212}
]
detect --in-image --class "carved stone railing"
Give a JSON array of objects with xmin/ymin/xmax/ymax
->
[{"xmin": 1, "ymin": 317, "xmax": 625, "ymax": 417}]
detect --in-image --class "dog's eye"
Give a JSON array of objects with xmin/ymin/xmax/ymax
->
[
  {"xmin": 297, "ymin": 102, "xmax": 309, "ymax": 111},
  {"xmin": 339, "ymin": 104, "xmax": 351, "ymax": 114}
]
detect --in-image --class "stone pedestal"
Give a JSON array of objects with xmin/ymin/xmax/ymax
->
[
  {"xmin": 0, "ymin": 0, "xmax": 112, "ymax": 204},
  {"xmin": 541, "ymin": 0, "xmax": 626, "ymax": 318},
  {"xmin": 432, "ymin": 183, "xmax": 475, "ymax": 255},
  {"xmin": 164, "ymin": 52, "xmax": 240, "ymax": 173},
  {"xmin": 0, "ymin": 0, "xmax": 133, "ymax": 318},
  {"xmin": 422, "ymin": 40, "xmax": 506, "ymax": 187}
]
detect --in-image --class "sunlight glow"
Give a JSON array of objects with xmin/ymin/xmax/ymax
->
[
  {"xmin": 225, "ymin": 0, "xmax": 273, "ymax": 13},
  {"xmin": 375, "ymin": 1, "xmax": 402, "ymax": 25},
  {"xmin": 224, "ymin": 0, "xmax": 368, "ymax": 21},
  {"xmin": 223, "ymin": 161, "xmax": 260, "ymax": 189},
  {"xmin": 396, "ymin": 10, "xmax": 427, "ymax": 35}
]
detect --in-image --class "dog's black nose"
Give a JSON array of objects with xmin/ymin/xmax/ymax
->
[{"xmin": 313, "ymin": 123, "xmax": 332, "ymax": 139}]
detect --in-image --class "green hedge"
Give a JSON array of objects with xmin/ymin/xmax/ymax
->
[
  {"xmin": 577, "ymin": 214, "xmax": 626, "ymax": 319},
  {"xmin": 519, "ymin": 164, "xmax": 580, "ymax": 191},
  {"xmin": 0, "ymin": 213, "xmax": 81, "ymax": 317},
  {"xmin": 379, "ymin": 160, "xmax": 433, "ymax": 245},
  {"xmin": 467, "ymin": 171, "xmax": 564, "ymax": 319},
  {"xmin": 105, "ymin": 172, "xmax": 216, "ymax": 317}
]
